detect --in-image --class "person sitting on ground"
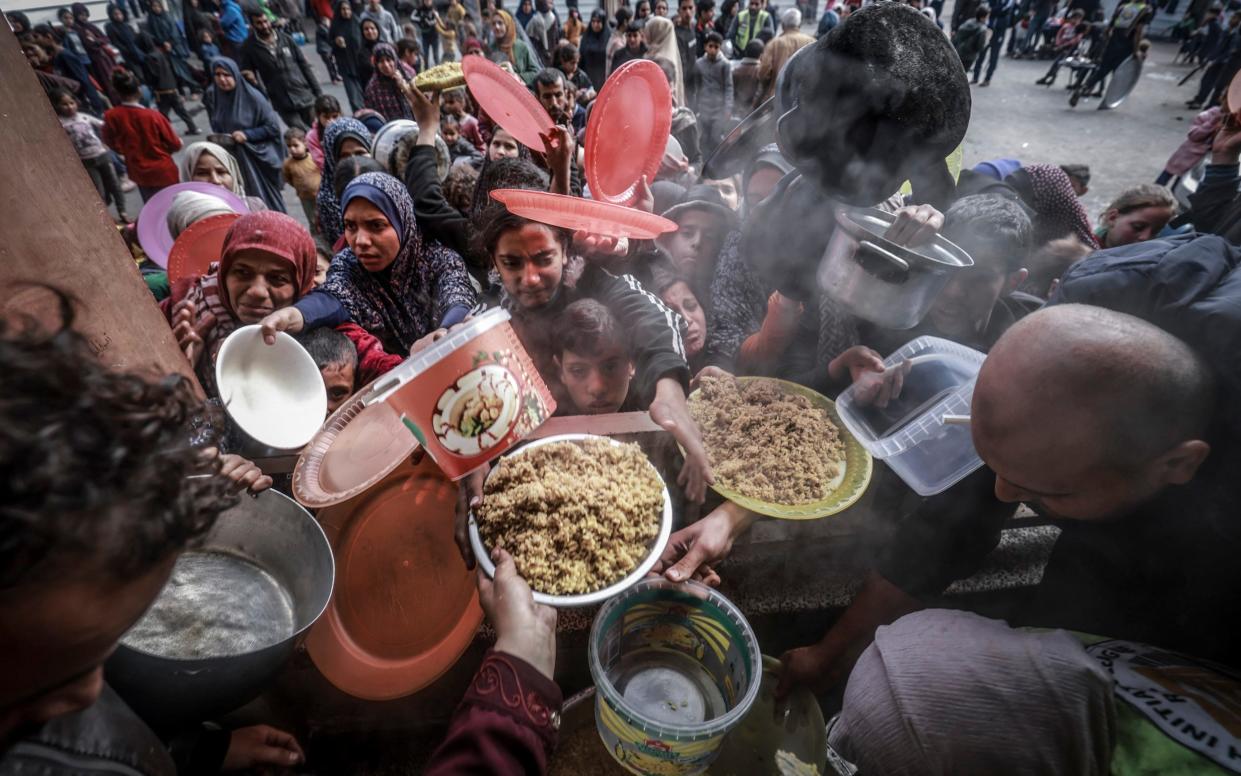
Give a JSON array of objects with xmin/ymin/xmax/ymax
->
[
  {"xmin": 1035, "ymin": 9, "xmax": 1087, "ymax": 85},
  {"xmin": 552, "ymin": 299, "xmax": 639, "ymax": 415},
  {"xmin": 262, "ymin": 172, "xmax": 477, "ymax": 358},
  {"xmin": 297, "ymin": 325, "xmax": 358, "ymax": 415},
  {"xmin": 0, "ymin": 296, "xmax": 303, "ymax": 776},
  {"xmin": 101, "ymin": 70, "xmax": 182, "ymax": 203},
  {"xmin": 315, "ymin": 117, "xmax": 375, "ymax": 244},
  {"xmin": 1094, "ymin": 184, "xmax": 1177, "ymax": 248},
  {"xmin": 162, "ymin": 211, "xmax": 318, "ymax": 398}
]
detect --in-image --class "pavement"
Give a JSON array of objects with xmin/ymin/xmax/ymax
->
[{"xmin": 105, "ymin": 22, "xmax": 1200, "ymax": 232}]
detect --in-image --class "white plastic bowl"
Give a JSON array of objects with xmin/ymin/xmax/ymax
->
[
  {"xmin": 468, "ymin": 433, "xmax": 673, "ymax": 608},
  {"xmin": 215, "ymin": 325, "xmax": 327, "ymax": 450}
]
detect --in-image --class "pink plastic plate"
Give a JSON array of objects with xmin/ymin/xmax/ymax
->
[
  {"xmin": 136, "ymin": 182, "xmax": 248, "ymax": 268},
  {"xmin": 462, "ymin": 55, "xmax": 554, "ymax": 152},
  {"xmin": 490, "ymin": 189, "xmax": 678, "ymax": 240},
  {"xmin": 584, "ymin": 60, "xmax": 673, "ymax": 206}
]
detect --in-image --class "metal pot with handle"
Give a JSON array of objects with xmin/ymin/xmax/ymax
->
[{"xmin": 818, "ymin": 206, "xmax": 973, "ymax": 330}]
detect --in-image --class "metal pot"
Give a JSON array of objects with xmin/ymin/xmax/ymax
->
[
  {"xmin": 818, "ymin": 206, "xmax": 973, "ymax": 330},
  {"xmin": 106, "ymin": 490, "xmax": 334, "ymax": 733}
]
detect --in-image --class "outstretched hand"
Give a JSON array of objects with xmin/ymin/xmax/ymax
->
[
  {"xmin": 649, "ymin": 377, "xmax": 713, "ymax": 504},
  {"xmin": 481, "ymin": 548, "xmax": 558, "ymax": 680},
  {"xmin": 649, "ymin": 502, "xmax": 754, "ymax": 586}
]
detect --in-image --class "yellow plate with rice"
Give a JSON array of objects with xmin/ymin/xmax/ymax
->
[{"xmin": 688, "ymin": 377, "xmax": 872, "ymax": 520}]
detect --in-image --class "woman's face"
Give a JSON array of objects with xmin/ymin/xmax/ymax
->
[
  {"xmin": 491, "ymin": 15, "xmax": 507, "ymax": 38},
  {"xmin": 521, "ymin": 0, "xmax": 532, "ymax": 10},
  {"xmin": 343, "ymin": 199, "xmax": 401, "ymax": 272},
  {"xmin": 637, "ymin": 0, "xmax": 650, "ymax": 16},
  {"xmin": 110, "ymin": 7, "xmax": 124, "ymax": 22},
  {"xmin": 1103, "ymin": 205, "xmax": 1174, "ymax": 248},
  {"xmin": 487, "ymin": 128, "xmax": 520, "ymax": 161},
  {"xmin": 376, "ymin": 57, "xmax": 397, "ymax": 77},
  {"xmin": 494, "ymin": 223, "xmax": 565, "ymax": 310},
  {"xmin": 337, "ymin": 137, "xmax": 371, "ymax": 160},
  {"xmin": 362, "ymin": 20, "xmax": 379, "ymax": 41},
  {"xmin": 59, "ymin": 10, "xmax": 74, "ymax": 26},
  {"xmin": 338, "ymin": 2, "xmax": 352, "ymax": 17},
  {"xmin": 191, "ymin": 152, "xmax": 235, "ymax": 190},
  {"xmin": 590, "ymin": 16, "xmax": 603, "ymax": 30},
  {"xmin": 660, "ymin": 281, "xmax": 706, "ymax": 358},
  {"xmin": 213, "ymin": 66, "xmax": 236, "ymax": 92},
  {"xmin": 224, "ymin": 249, "xmax": 297, "ymax": 323}
]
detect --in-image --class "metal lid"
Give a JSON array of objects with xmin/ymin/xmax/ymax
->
[{"xmin": 835, "ymin": 206, "xmax": 974, "ymax": 271}]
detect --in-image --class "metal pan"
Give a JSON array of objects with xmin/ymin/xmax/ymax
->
[{"xmin": 1100, "ymin": 56, "xmax": 1142, "ymax": 110}]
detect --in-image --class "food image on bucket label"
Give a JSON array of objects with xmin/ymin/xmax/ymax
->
[
  {"xmin": 360, "ymin": 309, "xmax": 555, "ymax": 479},
  {"xmin": 432, "ymin": 364, "xmax": 521, "ymax": 455},
  {"xmin": 589, "ymin": 579, "xmax": 761, "ymax": 776}
]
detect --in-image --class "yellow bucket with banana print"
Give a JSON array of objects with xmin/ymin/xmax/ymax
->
[{"xmin": 588, "ymin": 579, "xmax": 761, "ymax": 775}]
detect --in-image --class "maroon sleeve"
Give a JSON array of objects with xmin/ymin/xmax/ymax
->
[
  {"xmin": 336, "ymin": 322, "xmax": 405, "ymax": 385},
  {"xmin": 424, "ymin": 650, "xmax": 563, "ymax": 776}
]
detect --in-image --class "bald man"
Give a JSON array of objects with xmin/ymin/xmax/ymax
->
[{"xmin": 779, "ymin": 303, "xmax": 1238, "ymax": 696}]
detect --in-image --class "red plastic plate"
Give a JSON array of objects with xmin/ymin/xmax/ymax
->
[
  {"xmin": 305, "ymin": 457, "xmax": 483, "ymax": 701},
  {"xmin": 584, "ymin": 60, "xmax": 673, "ymax": 206},
  {"xmin": 462, "ymin": 55, "xmax": 554, "ymax": 152},
  {"xmin": 166, "ymin": 213, "xmax": 241, "ymax": 286},
  {"xmin": 490, "ymin": 189, "xmax": 678, "ymax": 240}
]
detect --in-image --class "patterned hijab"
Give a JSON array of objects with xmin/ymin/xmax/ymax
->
[
  {"xmin": 322, "ymin": 173, "xmax": 475, "ymax": 353},
  {"xmin": 181, "ymin": 211, "xmax": 317, "ymax": 394},
  {"xmin": 1014, "ymin": 164, "xmax": 1099, "ymax": 250},
  {"xmin": 364, "ymin": 43, "xmax": 417, "ymax": 122},
  {"xmin": 315, "ymin": 117, "xmax": 374, "ymax": 245}
]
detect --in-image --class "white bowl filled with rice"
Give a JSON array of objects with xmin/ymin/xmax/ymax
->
[{"xmin": 468, "ymin": 433, "xmax": 673, "ymax": 607}]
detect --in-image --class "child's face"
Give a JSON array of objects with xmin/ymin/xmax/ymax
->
[
  {"xmin": 444, "ymin": 94, "xmax": 464, "ymax": 115},
  {"xmin": 706, "ymin": 41, "xmax": 720, "ymax": 58},
  {"xmin": 200, "ymin": 29, "xmax": 213, "ymax": 43},
  {"xmin": 314, "ymin": 251, "xmax": 331, "ymax": 287},
  {"xmin": 55, "ymin": 92, "xmax": 78, "ymax": 117},
  {"xmin": 626, "ymin": 30, "xmax": 642, "ymax": 48},
  {"xmin": 441, "ymin": 123, "xmax": 460, "ymax": 144},
  {"xmin": 317, "ymin": 111, "xmax": 341, "ymax": 129},
  {"xmin": 287, "ymin": 137, "xmax": 308, "ymax": 157},
  {"xmin": 320, "ymin": 360, "xmax": 356, "ymax": 415},
  {"xmin": 563, "ymin": 55, "xmax": 579, "ymax": 74},
  {"xmin": 558, "ymin": 345, "xmax": 634, "ymax": 414}
]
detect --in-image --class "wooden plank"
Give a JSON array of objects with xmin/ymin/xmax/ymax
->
[{"xmin": 0, "ymin": 22, "xmax": 200, "ymax": 391}]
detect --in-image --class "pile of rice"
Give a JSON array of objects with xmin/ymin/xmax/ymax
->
[
  {"xmin": 690, "ymin": 376, "xmax": 846, "ymax": 504},
  {"xmin": 476, "ymin": 439, "xmax": 664, "ymax": 595}
]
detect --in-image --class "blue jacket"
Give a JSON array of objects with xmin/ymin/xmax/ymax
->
[{"xmin": 219, "ymin": 0, "xmax": 250, "ymax": 44}]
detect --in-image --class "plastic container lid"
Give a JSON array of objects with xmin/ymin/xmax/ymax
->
[
  {"xmin": 363, "ymin": 308, "xmax": 512, "ymax": 406},
  {"xmin": 835, "ymin": 336, "xmax": 986, "ymax": 496}
]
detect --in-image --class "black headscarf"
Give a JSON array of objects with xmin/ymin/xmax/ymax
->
[
  {"xmin": 329, "ymin": 0, "xmax": 362, "ymax": 76},
  {"xmin": 579, "ymin": 9, "xmax": 609, "ymax": 89}
]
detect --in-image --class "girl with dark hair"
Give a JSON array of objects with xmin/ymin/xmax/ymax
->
[
  {"xmin": 316, "ymin": 117, "xmax": 375, "ymax": 244},
  {"xmin": 364, "ymin": 42, "xmax": 418, "ymax": 121}
]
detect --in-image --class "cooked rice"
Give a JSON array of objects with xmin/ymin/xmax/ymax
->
[
  {"xmin": 690, "ymin": 376, "xmax": 845, "ymax": 504},
  {"xmin": 477, "ymin": 439, "xmax": 664, "ymax": 596}
]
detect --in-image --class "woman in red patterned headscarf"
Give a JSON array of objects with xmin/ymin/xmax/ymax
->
[{"xmin": 160, "ymin": 211, "xmax": 318, "ymax": 396}]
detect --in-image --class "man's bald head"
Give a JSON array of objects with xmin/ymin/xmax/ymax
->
[{"xmin": 973, "ymin": 305, "xmax": 1214, "ymax": 521}]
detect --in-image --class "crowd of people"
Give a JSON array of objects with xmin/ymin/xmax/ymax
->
[{"xmin": 5, "ymin": 0, "xmax": 1241, "ymax": 772}]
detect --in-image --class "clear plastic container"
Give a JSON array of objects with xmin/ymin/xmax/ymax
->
[{"xmin": 835, "ymin": 336, "xmax": 986, "ymax": 496}]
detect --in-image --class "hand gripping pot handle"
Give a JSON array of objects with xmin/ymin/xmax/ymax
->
[{"xmin": 856, "ymin": 239, "xmax": 911, "ymax": 282}]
